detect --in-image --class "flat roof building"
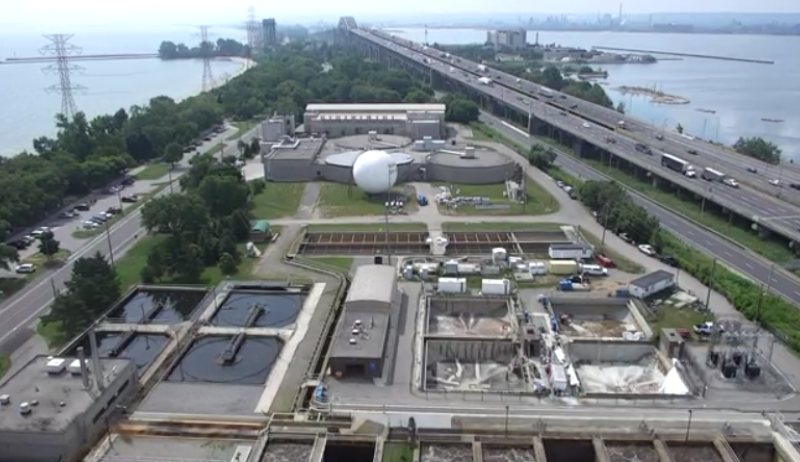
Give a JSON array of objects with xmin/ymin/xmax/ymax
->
[
  {"xmin": 330, "ymin": 264, "xmax": 398, "ymax": 379},
  {"xmin": 0, "ymin": 354, "xmax": 136, "ymax": 462},
  {"xmin": 629, "ymin": 270, "xmax": 676, "ymax": 299},
  {"xmin": 303, "ymin": 103, "xmax": 445, "ymax": 140}
]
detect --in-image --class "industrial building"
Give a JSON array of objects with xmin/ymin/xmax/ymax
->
[
  {"xmin": 303, "ymin": 103, "xmax": 445, "ymax": 140},
  {"xmin": 262, "ymin": 18, "xmax": 277, "ymax": 48},
  {"xmin": 260, "ymin": 114, "xmax": 296, "ymax": 143},
  {"xmin": 628, "ymin": 270, "xmax": 677, "ymax": 298},
  {"xmin": 486, "ymin": 29, "xmax": 527, "ymax": 51},
  {"xmin": 0, "ymin": 354, "xmax": 137, "ymax": 462},
  {"xmin": 329, "ymin": 264, "xmax": 398, "ymax": 379}
]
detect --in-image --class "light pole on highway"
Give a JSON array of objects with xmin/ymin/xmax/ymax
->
[
  {"xmin": 756, "ymin": 263, "xmax": 776, "ymax": 326},
  {"xmin": 684, "ymin": 410, "xmax": 693, "ymax": 442},
  {"xmin": 704, "ymin": 258, "xmax": 717, "ymax": 309},
  {"xmin": 105, "ymin": 221, "xmax": 116, "ymax": 268}
]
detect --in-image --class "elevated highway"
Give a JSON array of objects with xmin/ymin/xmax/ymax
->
[{"xmin": 337, "ymin": 19, "xmax": 800, "ymax": 247}]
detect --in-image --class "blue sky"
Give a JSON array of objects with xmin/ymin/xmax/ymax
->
[{"xmin": 1, "ymin": 0, "xmax": 796, "ymax": 32}]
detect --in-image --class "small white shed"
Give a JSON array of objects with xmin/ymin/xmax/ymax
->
[{"xmin": 628, "ymin": 270, "xmax": 676, "ymax": 299}]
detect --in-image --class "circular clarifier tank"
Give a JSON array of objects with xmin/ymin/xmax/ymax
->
[
  {"xmin": 211, "ymin": 292, "xmax": 306, "ymax": 328},
  {"xmin": 166, "ymin": 336, "xmax": 282, "ymax": 385},
  {"xmin": 325, "ymin": 150, "xmax": 413, "ymax": 168},
  {"xmin": 426, "ymin": 148, "xmax": 511, "ymax": 167}
]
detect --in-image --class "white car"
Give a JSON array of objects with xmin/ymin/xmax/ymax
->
[
  {"xmin": 638, "ymin": 244, "xmax": 656, "ymax": 256},
  {"xmin": 769, "ymin": 179, "xmax": 781, "ymax": 187},
  {"xmin": 15, "ymin": 263, "xmax": 37, "ymax": 274},
  {"xmin": 30, "ymin": 227, "xmax": 50, "ymax": 237},
  {"xmin": 581, "ymin": 122, "xmax": 591, "ymax": 128},
  {"xmin": 82, "ymin": 221, "xmax": 100, "ymax": 229}
]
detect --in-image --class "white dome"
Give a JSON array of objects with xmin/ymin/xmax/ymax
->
[{"xmin": 352, "ymin": 150, "xmax": 398, "ymax": 194}]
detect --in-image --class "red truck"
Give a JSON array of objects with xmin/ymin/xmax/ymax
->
[{"xmin": 595, "ymin": 253, "xmax": 615, "ymax": 268}]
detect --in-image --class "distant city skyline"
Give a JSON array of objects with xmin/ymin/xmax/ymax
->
[{"xmin": 1, "ymin": 1, "xmax": 800, "ymax": 33}]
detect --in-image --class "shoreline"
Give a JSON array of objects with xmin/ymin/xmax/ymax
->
[
  {"xmin": 185, "ymin": 56, "xmax": 255, "ymax": 98},
  {"xmin": 614, "ymin": 85, "xmax": 690, "ymax": 105}
]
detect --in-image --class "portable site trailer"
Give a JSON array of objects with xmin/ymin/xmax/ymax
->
[
  {"xmin": 549, "ymin": 260, "xmax": 578, "ymax": 275},
  {"xmin": 551, "ymin": 364, "xmax": 568, "ymax": 392},
  {"xmin": 548, "ymin": 244, "xmax": 593, "ymax": 260},
  {"xmin": 482, "ymin": 278, "xmax": 513, "ymax": 295},
  {"xmin": 437, "ymin": 277, "xmax": 467, "ymax": 294}
]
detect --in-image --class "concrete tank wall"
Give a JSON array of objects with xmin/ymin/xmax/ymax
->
[
  {"xmin": 429, "ymin": 298, "xmax": 508, "ymax": 316},
  {"xmin": 426, "ymin": 338, "xmax": 515, "ymax": 363},
  {"xmin": 550, "ymin": 297, "xmax": 630, "ymax": 320},
  {"xmin": 569, "ymin": 340, "xmax": 655, "ymax": 364},
  {"xmin": 424, "ymin": 162, "xmax": 517, "ymax": 184},
  {"xmin": 264, "ymin": 158, "xmax": 317, "ymax": 182}
]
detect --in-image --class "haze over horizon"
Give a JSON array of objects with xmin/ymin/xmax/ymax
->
[{"xmin": 1, "ymin": 0, "xmax": 799, "ymax": 34}]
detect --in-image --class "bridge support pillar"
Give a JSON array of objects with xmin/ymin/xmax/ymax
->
[{"xmin": 572, "ymin": 138, "xmax": 583, "ymax": 157}]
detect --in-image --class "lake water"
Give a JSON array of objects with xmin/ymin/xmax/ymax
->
[
  {"xmin": 0, "ymin": 29, "xmax": 244, "ymax": 157},
  {"xmin": 396, "ymin": 28, "xmax": 800, "ymax": 160}
]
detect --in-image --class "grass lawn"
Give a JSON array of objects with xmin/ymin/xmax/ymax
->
[
  {"xmin": 317, "ymin": 183, "xmax": 417, "ymax": 217},
  {"xmin": 467, "ymin": 122, "xmax": 498, "ymax": 142},
  {"xmin": 134, "ymin": 162, "xmax": 170, "ymax": 181},
  {"xmin": 251, "ymin": 182, "xmax": 305, "ymax": 219},
  {"xmin": 0, "ymin": 356, "xmax": 9, "ymax": 380},
  {"xmin": 307, "ymin": 257, "xmax": 354, "ymax": 273},
  {"xmin": 207, "ymin": 143, "xmax": 226, "ymax": 156},
  {"xmin": 653, "ymin": 305, "xmax": 712, "ymax": 333},
  {"xmin": 435, "ymin": 182, "xmax": 558, "ymax": 216},
  {"xmin": 307, "ymin": 223, "xmax": 427, "ymax": 232},
  {"xmin": 442, "ymin": 222, "xmax": 565, "ymax": 232},
  {"xmin": 115, "ymin": 235, "xmax": 266, "ymax": 291},
  {"xmin": 579, "ymin": 228, "xmax": 645, "ymax": 274}
]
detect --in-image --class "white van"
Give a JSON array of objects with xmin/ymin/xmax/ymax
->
[{"xmin": 581, "ymin": 264, "xmax": 608, "ymax": 276}]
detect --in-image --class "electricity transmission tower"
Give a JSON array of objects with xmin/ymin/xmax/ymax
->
[
  {"xmin": 40, "ymin": 34, "xmax": 86, "ymax": 118},
  {"xmin": 197, "ymin": 26, "xmax": 216, "ymax": 92},
  {"xmin": 245, "ymin": 6, "xmax": 261, "ymax": 68}
]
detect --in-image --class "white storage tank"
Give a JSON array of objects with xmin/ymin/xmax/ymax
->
[
  {"xmin": 549, "ymin": 260, "xmax": 578, "ymax": 275},
  {"xmin": 437, "ymin": 277, "xmax": 467, "ymax": 294},
  {"xmin": 529, "ymin": 262, "xmax": 547, "ymax": 275},
  {"xmin": 482, "ymin": 278, "xmax": 513, "ymax": 295}
]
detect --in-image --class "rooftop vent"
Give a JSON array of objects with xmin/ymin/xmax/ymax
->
[
  {"xmin": 68, "ymin": 359, "xmax": 86, "ymax": 375},
  {"xmin": 19, "ymin": 402, "xmax": 31, "ymax": 415},
  {"xmin": 351, "ymin": 329, "xmax": 360, "ymax": 335},
  {"xmin": 45, "ymin": 358, "xmax": 66, "ymax": 375},
  {"xmin": 462, "ymin": 146, "xmax": 475, "ymax": 159},
  {"xmin": 354, "ymin": 319, "xmax": 362, "ymax": 327},
  {"xmin": 0, "ymin": 394, "xmax": 10, "ymax": 405},
  {"xmin": 349, "ymin": 338, "xmax": 357, "ymax": 345}
]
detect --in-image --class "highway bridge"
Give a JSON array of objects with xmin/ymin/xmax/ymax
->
[{"xmin": 335, "ymin": 17, "xmax": 800, "ymax": 248}]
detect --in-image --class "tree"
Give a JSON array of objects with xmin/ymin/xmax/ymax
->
[
  {"xmin": 141, "ymin": 194, "xmax": 209, "ymax": 238},
  {"xmin": 38, "ymin": 231, "xmax": 61, "ymax": 262},
  {"xmin": 249, "ymin": 138, "xmax": 261, "ymax": 158},
  {"xmin": 527, "ymin": 145, "xmax": 557, "ymax": 171},
  {"xmin": 237, "ymin": 139, "xmax": 250, "ymax": 157},
  {"xmin": 733, "ymin": 137, "xmax": 781, "ymax": 165},
  {"xmin": 442, "ymin": 96, "xmax": 479, "ymax": 124},
  {"xmin": 197, "ymin": 175, "xmax": 250, "ymax": 219},
  {"xmin": 676, "ymin": 123, "xmax": 684, "ymax": 134},
  {"xmin": 41, "ymin": 252, "xmax": 120, "ymax": 343},
  {"xmin": 219, "ymin": 253, "xmax": 238, "ymax": 275},
  {"xmin": 163, "ymin": 142, "xmax": 184, "ymax": 166}
]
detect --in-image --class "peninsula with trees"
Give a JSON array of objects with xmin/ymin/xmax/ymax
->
[{"xmin": 158, "ymin": 38, "xmax": 250, "ymax": 60}]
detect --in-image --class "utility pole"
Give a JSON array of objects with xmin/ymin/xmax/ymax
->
[
  {"xmin": 197, "ymin": 26, "xmax": 216, "ymax": 92},
  {"xmin": 704, "ymin": 258, "xmax": 717, "ymax": 309},
  {"xmin": 600, "ymin": 203, "xmax": 611, "ymax": 252},
  {"xmin": 40, "ymin": 34, "xmax": 86, "ymax": 118},
  {"xmin": 105, "ymin": 221, "xmax": 115, "ymax": 268}
]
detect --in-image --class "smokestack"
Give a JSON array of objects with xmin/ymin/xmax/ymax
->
[
  {"xmin": 88, "ymin": 329, "xmax": 105, "ymax": 391},
  {"xmin": 76, "ymin": 347, "xmax": 90, "ymax": 390}
]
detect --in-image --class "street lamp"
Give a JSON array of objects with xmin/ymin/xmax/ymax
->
[
  {"xmin": 684, "ymin": 409, "xmax": 694, "ymax": 442},
  {"xmin": 504, "ymin": 405, "xmax": 510, "ymax": 437}
]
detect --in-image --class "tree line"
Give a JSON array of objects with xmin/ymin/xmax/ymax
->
[
  {"xmin": 158, "ymin": 38, "xmax": 250, "ymax": 60},
  {"xmin": 733, "ymin": 136, "xmax": 782, "ymax": 165}
]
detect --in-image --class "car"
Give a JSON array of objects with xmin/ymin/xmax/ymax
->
[
  {"xmin": 746, "ymin": 167, "xmax": 758, "ymax": 173},
  {"xmin": 59, "ymin": 210, "xmax": 77, "ymax": 219},
  {"xmin": 121, "ymin": 177, "xmax": 135, "ymax": 186},
  {"xmin": 686, "ymin": 149, "xmax": 698, "ymax": 155},
  {"xmin": 559, "ymin": 95, "xmax": 567, "ymax": 100},
  {"xmin": 654, "ymin": 133, "xmax": 664, "ymax": 140},
  {"xmin": 659, "ymin": 255, "xmax": 679, "ymax": 267},
  {"xmin": 769, "ymin": 179, "xmax": 781, "ymax": 187},
  {"xmin": 82, "ymin": 220, "xmax": 100, "ymax": 229},
  {"xmin": 693, "ymin": 322, "xmax": 722, "ymax": 336},
  {"xmin": 595, "ymin": 253, "xmax": 615, "ymax": 268},
  {"xmin": 555, "ymin": 180, "xmax": 565, "ymax": 188},
  {"xmin": 74, "ymin": 203, "xmax": 91, "ymax": 211},
  {"xmin": 605, "ymin": 136, "xmax": 616, "ymax": 144},
  {"xmin": 30, "ymin": 227, "xmax": 49, "ymax": 238},
  {"xmin": 9, "ymin": 240, "xmax": 29, "ymax": 250},
  {"xmin": 106, "ymin": 206, "xmax": 122, "ymax": 215},
  {"xmin": 15, "ymin": 263, "xmax": 37, "ymax": 274},
  {"xmin": 570, "ymin": 104, "xmax": 579, "ymax": 109},
  {"xmin": 723, "ymin": 178, "xmax": 739, "ymax": 188},
  {"xmin": 203, "ymin": 136, "xmax": 212, "ymax": 141},
  {"xmin": 618, "ymin": 232, "xmax": 633, "ymax": 243},
  {"xmin": 581, "ymin": 122, "xmax": 591, "ymax": 129},
  {"xmin": 559, "ymin": 111, "xmax": 567, "ymax": 116},
  {"xmin": 121, "ymin": 195, "xmax": 138, "ymax": 203},
  {"xmin": 638, "ymin": 244, "xmax": 656, "ymax": 256},
  {"xmin": 791, "ymin": 183, "xmax": 800, "ymax": 190}
]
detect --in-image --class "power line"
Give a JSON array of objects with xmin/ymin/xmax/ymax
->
[
  {"xmin": 245, "ymin": 6, "xmax": 260, "ymax": 68},
  {"xmin": 196, "ymin": 26, "xmax": 215, "ymax": 92},
  {"xmin": 40, "ymin": 34, "xmax": 86, "ymax": 118}
]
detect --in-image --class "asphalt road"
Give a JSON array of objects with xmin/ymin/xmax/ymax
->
[
  {"xmin": 366, "ymin": 28, "xmax": 800, "ymax": 194},
  {"xmin": 478, "ymin": 111, "xmax": 800, "ymax": 307},
  {"xmin": 354, "ymin": 29, "xmax": 800, "ymax": 239},
  {"xmin": 0, "ymin": 123, "xmax": 262, "ymax": 355}
]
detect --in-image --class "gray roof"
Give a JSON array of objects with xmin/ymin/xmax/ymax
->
[
  {"xmin": 0, "ymin": 355, "xmax": 131, "ymax": 433},
  {"xmin": 346, "ymin": 264, "xmax": 396, "ymax": 307},
  {"xmin": 630, "ymin": 270, "xmax": 675, "ymax": 288},
  {"xmin": 331, "ymin": 310, "xmax": 389, "ymax": 359}
]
